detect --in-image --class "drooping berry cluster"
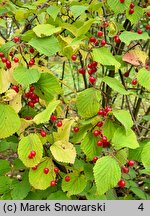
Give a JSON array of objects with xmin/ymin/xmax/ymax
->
[{"xmin": 24, "ymin": 85, "xmax": 39, "ymax": 108}]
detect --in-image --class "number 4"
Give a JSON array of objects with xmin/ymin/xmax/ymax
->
[{"xmin": 138, "ymin": 203, "xmax": 144, "ymax": 211}]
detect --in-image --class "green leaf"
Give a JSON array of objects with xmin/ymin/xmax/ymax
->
[
  {"xmin": 47, "ymin": 6, "xmax": 60, "ymax": 21},
  {"xmin": 112, "ymin": 127, "xmax": 139, "ymax": 150},
  {"xmin": 62, "ymin": 173, "xmax": 87, "ymax": 196},
  {"xmin": 28, "ymin": 36, "xmax": 60, "ymax": 56},
  {"xmin": 93, "ymin": 47, "xmax": 121, "ymax": 69},
  {"xmin": 33, "ymin": 24, "xmax": 61, "ymax": 38},
  {"xmin": 70, "ymin": 5, "xmax": 88, "ymax": 19},
  {"xmin": 77, "ymin": 19, "xmax": 94, "ymax": 37},
  {"xmin": 0, "ymin": 104, "xmax": 21, "ymax": 139},
  {"xmin": 53, "ymin": 118, "xmax": 74, "ymax": 142},
  {"xmin": 34, "ymin": 73, "xmax": 62, "ymax": 101},
  {"xmin": 18, "ymin": 134, "xmax": 43, "ymax": 168},
  {"xmin": 81, "ymin": 132, "xmax": 102, "ymax": 160},
  {"xmin": 13, "ymin": 66, "xmax": 41, "ymax": 88},
  {"xmin": 103, "ymin": 119, "xmax": 118, "ymax": 140},
  {"xmin": 126, "ymin": 6, "xmax": 143, "ymax": 24},
  {"xmin": 86, "ymin": 185, "xmax": 107, "ymax": 200},
  {"xmin": 50, "ymin": 141, "xmax": 76, "ymax": 164},
  {"xmin": 11, "ymin": 171, "xmax": 30, "ymax": 200},
  {"xmin": 93, "ymin": 156, "xmax": 121, "ymax": 195},
  {"xmin": 130, "ymin": 187, "xmax": 147, "ymax": 200},
  {"xmin": 107, "ymin": 0, "xmax": 131, "ymax": 14},
  {"xmin": 119, "ymin": 31, "xmax": 149, "ymax": 46},
  {"xmin": 0, "ymin": 176, "xmax": 12, "ymax": 194},
  {"xmin": 137, "ymin": 68, "xmax": 150, "ymax": 91},
  {"xmin": 47, "ymin": 191, "xmax": 69, "ymax": 200},
  {"xmin": 141, "ymin": 141, "xmax": 150, "ymax": 172},
  {"xmin": 84, "ymin": 163, "xmax": 94, "ymax": 181},
  {"xmin": 115, "ymin": 149, "xmax": 128, "ymax": 166},
  {"xmin": 0, "ymin": 160, "xmax": 10, "ymax": 175},
  {"xmin": 33, "ymin": 100, "xmax": 60, "ymax": 125},
  {"xmin": 29, "ymin": 157, "xmax": 55, "ymax": 190},
  {"xmin": 71, "ymin": 124, "xmax": 92, "ymax": 144},
  {"xmin": 0, "ymin": 41, "xmax": 15, "ymax": 56},
  {"xmin": 113, "ymin": 110, "xmax": 133, "ymax": 131},
  {"xmin": 102, "ymin": 76, "xmax": 129, "ymax": 95},
  {"xmin": 76, "ymin": 88, "xmax": 101, "ymax": 119},
  {"xmin": 0, "ymin": 69, "xmax": 10, "ymax": 94}
]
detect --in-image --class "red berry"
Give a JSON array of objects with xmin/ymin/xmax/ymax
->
[
  {"xmin": 114, "ymin": 35, "xmax": 121, "ymax": 43},
  {"xmin": 65, "ymin": 176, "xmax": 70, "ymax": 182},
  {"xmin": 13, "ymin": 36, "xmax": 20, "ymax": 43},
  {"xmin": 71, "ymin": 54, "xmax": 77, "ymax": 61},
  {"xmin": 124, "ymin": 71, "xmax": 129, "ymax": 77},
  {"xmin": 29, "ymin": 85, "xmax": 34, "ymax": 92},
  {"xmin": 44, "ymin": 168, "xmax": 49, "ymax": 174},
  {"xmin": 12, "ymin": 85, "xmax": 19, "ymax": 93},
  {"xmin": 78, "ymin": 68, "xmax": 86, "ymax": 75},
  {"xmin": 54, "ymin": 167, "xmax": 59, "ymax": 173},
  {"xmin": 32, "ymin": 165, "xmax": 38, "ymax": 170},
  {"xmin": 1, "ymin": 57, "xmax": 7, "ymax": 63},
  {"xmin": 130, "ymin": 3, "xmax": 135, "ymax": 9},
  {"xmin": 28, "ymin": 101, "xmax": 35, "ymax": 108},
  {"xmin": 0, "ymin": 52, "xmax": 4, "ymax": 58},
  {"xmin": 50, "ymin": 180, "xmax": 56, "ymax": 186},
  {"xmin": 120, "ymin": 0, "xmax": 125, "ymax": 3},
  {"xmin": 73, "ymin": 127, "xmax": 79, "ymax": 132},
  {"xmin": 101, "ymin": 39, "xmax": 106, "ymax": 46},
  {"xmin": 137, "ymin": 29, "xmax": 142, "ymax": 34},
  {"xmin": 98, "ymin": 109, "xmax": 104, "ymax": 116},
  {"xmin": 97, "ymin": 31, "xmax": 103, "ymax": 37},
  {"xmin": 103, "ymin": 21, "xmax": 109, "ymax": 28},
  {"xmin": 146, "ymin": 25, "xmax": 150, "ymax": 30},
  {"xmin": 122, "ymin": 166, "xmax": 129, "ymax": 174},
  {"xmin": 88, "ymin": 63, "xmax": 92, "ymax": 68},
  {"xmin": 103, "ymin": 141, "xmax": 110, "ymax": 148},
  {"xmin": 128, "ymin": 160, "xmax": 135, "ymax": 167},
  {"xmin": 14, "ymin": 57, "xmax": 19, "ymax": 63},
  {"xmin": 50, "ymin": 114, "xmax": 57, "ymax": 121},
  {"xmin": 9, "ymin": 51, "xmax": 14, "ymax": 57},
  {"xmin": 57, "ymin": 121, "xmax": 62, "ymax": 127},
  {"xmin": 102, "ymin": 136, "xmax": 107, "ymax": 143},
  {"xmin": 6, "ymin": 60, "xmax": 11, "ymax": 69},
  {"xmin": 89, "ymin": 76, "xmax": 96, "ymax": 84},
  {"xmin": 93, "ymin": 156, "xmax": 98, "ymax": 163},
  {"xmin": 40, "ymin": 129, "xmax": 47, "ymax": 137},
  {"xmin": 91, "ymin": 61, "xmax": 98, "ymax": 67},
  {"xmin": 89, "ymin": 36, "xmax": 96, "ymax": 43},
  {"xmin": 146, "ymin": 12, "xmax": 150, "ymax": 17},
  {"xmin": 129, "ymin": 8, "xmax": 134, "ymax": 14},
  {"xmin": 93, "ymin": 130, "xmax": 100, "ymax": 136},
  {"xmin": 96, "ymin": 121, "xmax": 103, "ymax": 127},
  {"xmin": 118, "ymin": 179, "xmax": 126, "ymax": 188},
  {"xmin": 97, "ymin": 140, "xmax": 103, "ymax": 146},
  {"xmin": 28, "ymin": 58, "xmax": 35, "ymax": 66},
  {"xmin": 31, "ymin": 150, "xmax": 36, "ymax": 157},
  {"xmin": 29, "ymin": 47, "xmax": 34, "ymax": 53},
  {"xmin": 105, "ymin": 106, "xmax": 112, "ymax": 113},
  {"xmin": 131, "ymin": 79, "xmax": 137, "ymax": 85}
]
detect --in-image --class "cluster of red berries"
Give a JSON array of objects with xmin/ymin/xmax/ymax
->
[
  {"xmin": 118, "ymin": 160, "xmax": 135, "ymax": 188},
  {"xmin": 0, "ymin": 52, "xmax": 12, "ymax": 69},
  {"xmin": 24, "ymin": 85, "xmax": 39, "ymax": 108},
  {"xmin": 97, "ymin": 106, "xmax": 112, "ymax": 117},
  {"xmin": 129, "ymin": 3, "xmax": 135, "ymax": 15},
  {"xmin": 28, "ymin": 150, "xmax": 36, "ymax": 159},
  {"xmin": 89, "ymin": 36, "xmax": 106, "ymax": 47},
  {"xmin": 50, "ymin": 114, "xmax": 63, "ymax": 127}
]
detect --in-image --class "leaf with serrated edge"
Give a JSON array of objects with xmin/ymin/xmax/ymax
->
[
  {"xmin": 18, "ymin": 134, "xmax": 43, "ymax": 167},
  {"xmin": 53, "ymin": 118, "xmax": 74, "ymax": 142},
  {"xmin": 112, "ymin": 127, "xmax": 139, "ymax": 150},
  {"xmin": 94, "ymin": 156, "xmax": 121, "ymax": 195},
  {"xmin": 113, "ymin": 110, "xmax": 133, "ymax": 132},
  {"xmin": 141, "ymin": 141, "xmax": 150, "ymax": 172},
  {"xmin": 62, "ymin": 173, "xmax": 87, "ymax": 196},
  {"xmin": 137, "ymin": 68, "xmax": 150, "ymax": 91},
  {"xmin": 33, "ymin": 100, "xmax": 60, "ymax": 125},
  {"xmin": 50, "ymin": 141, "xmax": 76, "ymax": 164},
  {"xmin": 0, "ymin": 104, "xmax": 21, "ymax": 139},
  {"xmin": 29, "ymin": 157, "xmax": 55, "ymax": 190}
]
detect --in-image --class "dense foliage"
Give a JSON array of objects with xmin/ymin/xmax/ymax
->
[{"xmin": 0, "ymin": 0, "xmax": 150, "ymax": 200}]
